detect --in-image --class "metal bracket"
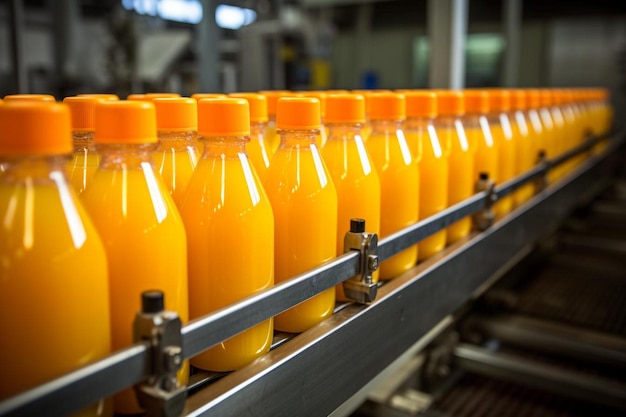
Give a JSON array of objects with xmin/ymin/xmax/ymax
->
[
  {"xmin": 473, "ymin": 172, "xmax": 496, "ymax": 231},
  {"xmin": 343, "ymin": 218, "xmax": 379, "ymax": 304},
  {"xmin": 534, "ymin": 150, "xmax": 549, "ymax": 193},
  {"xmin": 133, "ymin": 291, "xmax": 187, "ymax": 417}
]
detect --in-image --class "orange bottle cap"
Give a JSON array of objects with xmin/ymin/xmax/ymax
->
[
  {"xmin": 192, "ymin": 93, "xmax": 226, "ymax": 101},
  {"xmin": 352, "ymin": 89, "xmax": 391, "ymax": 94},
  {"xmin": 294, "ymin": 91, "xmax": 327, "ymax": 118},
  {"xmin": 436, "ymin": 90, "xmax": 465, "ymax": 116},
  {"xmin": 368, "ymin": 92, "xmax": 406, "ymax": 120},
  {"xmin": 4, "ymin": 94, "xmax": 55, "ymax": 102},
  {"xmin": 486, "ymin": 89, "xmax": 511, "ymax": 112},
  {"xmin": 127, "ymin": 94, "xmax": 148, "ymax": 101},
  {"xmin": 526, "ymin": 89, "xmax": 541, "ymax": 108},
  {"xmin": 0, "ymin": 101, "xmax": 71, "ymax": 156},
  {"xmin": 405, "ymin": 91, "xmax": 437, "ymax": 118},
  {"xmin": 229, "ymin": 93, "xmax": 268, "ymax": 123},
  {"xmin": 77, "ymin": 94, "xmax": 119, "ymax": 101},
  {"xmin": 259, "ymin": 90, "xmax": 292, "ymax": 116},
  {"xmin": 325, "ymin": 89, "xmax": 349, "ymax": 94},
  {"xmin": 145, "ymin": 93, "xmax": 181, "ymax": 99},
  {"xmin": 276, "ymin": 97, "xmax": 321, "ymax": 130},
  {"xmin": 463, "ymin": 90, "xmax": 489, "ymax": 114},
  {"xmin": 198, "ymin": 98, "xmax": 250, "ymax": 137},
  {"xmin": 153, "ymin": 97, "xmax": 197, "ymax": 131},
  {"xmin": 63, "ymin": 96, "xmax": 108, "ymax": 131},
  {"xmin": 94, "ymin": 101, "xmax": 157, "ymax": 144},
  {"xmin": 510, "ymin": 89, "xmax": 527, "ymax": 110},
  {"xmin": 325, "ymin": 94, "xmax": 365, "ymax": 124},
  {"xmin": 539, "ymin": 89, "xmax": 553, "ymax": 107}
]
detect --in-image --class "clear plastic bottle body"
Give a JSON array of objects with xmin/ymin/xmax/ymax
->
[
  {"xmin": 68, "ymin": 130, "xmax": 100, "ymax": 194},
  {"xmin": 465, "ymin": 113, "xmax": 498, "ymax": 187},
  {"xmin": 265, "ymin": 114, "xmax": 281, "ymax": 156},
  {"xmin": 323, "ymin": 123, "xmax": 381, "ymax": 299},
  {"xmin": 153, "ymin": 130, "xmax": 200, "ymax": 207},
  {"xmin": 81, "ymin": 144, "xmax": 189, "ymax": 414},
  {"xmin": 246, "ymin": 121, "xmax": 272, "ymax": 179},
  {"xmin": 263, "ymin": 129, "xmax": 338, "ymax": 332},
  {"xmin": 405, "ymin": 116, "xmax": 448, "ymax": 260},
  {"xmin": 181, "ymin": 136, "xmax": 274, "ymax": 371},
  {"xmin": 525, "ymin": 107, "xmax": 543, "ymax": 170},
  {"xmin": 367, "ymin": 119, "xmax": 419, "ymax": 278},
  {"xmin": 511, "ymin": 109, "xmax": 534, "ymax": 205},
  {"xmin": 436, "ymin": 115, "xmax": 474, "ymax": 243},
  {"xmin": 0, "ymin": 155, "xmax": 111, "ymax": 416},
  {"xmin": 489, "ymin": 111, "xmax": 515, "ymax": 217}
]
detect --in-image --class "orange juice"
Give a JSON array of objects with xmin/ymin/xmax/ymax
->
[
  {"xmin": 264, "ymin": 97, "xmax": 337, "ymax": 333},
  {"xmin": 405, "ymin": 91, "xmax": 448, "ymax": 260},
  {"xmin": 435, "ymin": 91, "xmax": 473, "ymax": 243},
  {"xmin": 230, "ymin": 93, "xmax": 272, "ymax": 179},
  {"xmin": 366, "ymin": 93, "xmax": 418, "ymax": 278},
  {"xmin": 487, "ymin": 90, "xmax": 514, "ymax": 217},
  {"xmin": 322, "ymin": 94, "xmax": 381, "ymax": 300},
  {"xmin": 0, "ymin": 102, "xmax": 111, "ymax": 416},
  {"xmin": 510, "ymin": 90, "xmax": 534, "ymax": 205},
  {"xmin": 464, "ymin": 90, "xmax": 498, "ymax": 194},
  {"xmin": 260, "ymin": 90, "xmax": 291, "ymax": 155},
  {"xmin": 152, "ymin": 97, "xmax": 199, "ymax": 207},
  {"xmin": 180, "ymin": 98, "xmax": 274, "ymax": 371},
  {"xmin": 64, "ymin": 96, "xmax": 104, "ymax": 194},
  {"xmin": 82, "ymin": 101, "xmax": 189, "ymax": 414}
]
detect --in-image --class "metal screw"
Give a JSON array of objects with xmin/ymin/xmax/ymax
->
[{"xmin": 368, "ymin": 255, "xmax": 379, "ymax": 271}]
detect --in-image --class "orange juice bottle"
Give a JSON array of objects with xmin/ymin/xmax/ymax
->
[
  {"xmin": 487, "ymin": 90, "xmax": 515, "ymax": 217},
  {"xmin": 404, "ymin": 91, "xmax": 448, "ymax": 260},
  {"xmin": 525, "ymin": 89, "xmax": 543, "ymax": 171},
  {"xmin": 558, "ymin": 90, "xmax": 578, "ymax": 173},
  {"xmin": 593, "ymin": 89, "xmax": 613, "ymax": 153},
  {"xmin": 64, "ymin": 96, "xmax": 103, "ymax": 194},
  {"xmin": 0, "ymin": 102, "xmax": 111, "ymax": 416},
  {"xmin": 82, "ymin": 101, "xmax": 189, "ymax": 414},
  {"xmin": 3, "ymin": 94, "xmax": 55, "ymax": 102},
  {"xmin": 180, "ymin": 98, "xmax": 274, "ymax": 371},
  {"xmin": 263, "ymin": 97, "xmax": 337, "ymax": 333},
  {"xmin": 322, "ymin": 93, "xmax": 381, "ymax": 300},
  {"xmin": 229, "ymin": 93, "xmax": 272, "ymax": 179},
  {"xmin": 352, "ymin": 90, "xmax": 390, "ymax": 140},
  {"xmin": 366, "ymin": 92, "xmax": 418, "ymax": 278},
  {"xmin": 152, "ymin": 97, "xmax": 199, "ymax": 206},
  {"xmin": 435, "ymin": 90, "xmax": 474, "ymax": 243},
  {"xmin": 510, "ymin": 89, "xmax": 534, "ymax": 205},
  {"xmin": 259, "ymin": 90, "xmax": 291, "ymax": 155},
  {"xmin": 548, "ymin": 90, "xmax": 567, "ymax": 182},
  {"xmin": 464, "ymin": 90, "xmax": 498, "ymax": 195},
  {"xmin": 538, "ymin": 90, "xmax": 556, "ymax": 178}
]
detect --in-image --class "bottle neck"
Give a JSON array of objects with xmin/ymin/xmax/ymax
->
[
  {"xmin": 277, "ymin": 128, "xmax": 319, "ymax": 148},
  {"xmin": 370, "ymin": 119, "xmax": 404, "ymax": 134},
  {"xmin": 72, "ymin": 131, "xmax": 96, "ymax": 153},
  {"xmin": 0, "ymin": 155, "xmax": 69, "ymax": 183},
  {"xmin": 250, "ymin": 121, "xmax": 267, "ymax": 137},
  {"xmin": 405, "ymin": 116, "xmax": 433, "ymax": 131},
  {"xmin": 201, "ymin": 136, "xmax": 249, "ymax": 157},
  {"xmin": 157, "ymin": 130, "xmax": 197, "ymax": 151},
  {"xmin": 97, "ymin": 143, "xmax": 157, "ymax": 169},
  {"xmin": 326, "ymin": 123, "xmax": 362, "ymax": 141}
]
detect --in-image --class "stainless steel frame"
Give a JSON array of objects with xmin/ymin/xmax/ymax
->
[{"xmin": 0, "ymin": 133, "xmax": 621, "ymax": 417}]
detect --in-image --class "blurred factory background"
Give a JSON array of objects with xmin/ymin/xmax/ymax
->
[{"xmin": 1, "ymin": 0, "xmax": 626, "ymax": 104}]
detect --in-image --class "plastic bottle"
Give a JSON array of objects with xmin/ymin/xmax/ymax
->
[
  {"xmin": 180, "ymin": 98, "xmax": 274, "ymax": 371},
  {"xmin": 352, "ymin": 90, "xmax": 390, "ymax": 140},
  {"xmin": 81, "ymin": 101, "xmax": 189, "ymax": 414},
  {"xmin": 435, "ymin": 90, "xmax": 474, "ymax": 243},
  {"xmin": 3, "ymin": 94, "xmax": 55, "ymax": 102},
  {"xmin": 259, "ymin": 90, "xmax": 292, "ymax": 155},
  {"xmin": 487, "ymin": 90, "xmax": 515, "ymax": 217},
  {"xmin": 548, "ymin": 90, "xmax": 566, "ymax": 182},
  {"xmin": 322, "ymin": 93, "xmax": 381, "ymax": 300},
  {"xmin": 0, "ymin": 102, "xmax": 111, "ymax": 416},
  {"xmin": 538, "ymin": 90, "xmax": 556, "ymax": 182},
  {"xmin": 464, "ymin": 90, "xmax": 498, "ymax": 199},
  {"xmin": 366, "ymin": 92, "xmax": 419, "ymax": 278},
  {"xmin": 558, "ymin": 90, "xmax": 578, "ymax": 174},
  {"xmin": 404, "ymin": 91, "xmax": 448, "ymax": 260},
  {"xmin": 263, "ymin": 97, "xmax": 337, "ymax": 332},
  {"xmin": 152, "ymin": 97, "xmax": 199, "ymax": 206},
  {"xmin": 229, "ymin": 93, "xmax": 272, "ymax": 179},
  {"xmin": 525, "ymin": 89, "xmax": 543, "ymax": 173},
  {"xmin": 64, "ymin": 96, "xmax": 103, "ymax": 194},
  {"xmin": 510, "ymin": 89, "xmax": 534, "ymax": 205},
  {"xmin": 296, "ymin": 91, "xmax": 328, "ymax": 148}
]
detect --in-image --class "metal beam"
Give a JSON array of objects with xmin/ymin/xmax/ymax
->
[
  {"xmin": 428, "ymin": 0, "xmax": 468, "ymax": 89},
  {"xmin": 9, "ymin": 0, "xmax": 27, "ymax": 93},
  {"xmin": 502, "ymin": 0, "xmax": 522, "ymax": 87},
  {"xmin": 196, "ymin": 0, "xmax": 221, "ymax": 92}
]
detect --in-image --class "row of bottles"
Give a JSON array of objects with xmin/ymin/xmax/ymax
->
[{"xmin": 0, "ymin": 87, "xmax": 613, "ymax": 415}]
